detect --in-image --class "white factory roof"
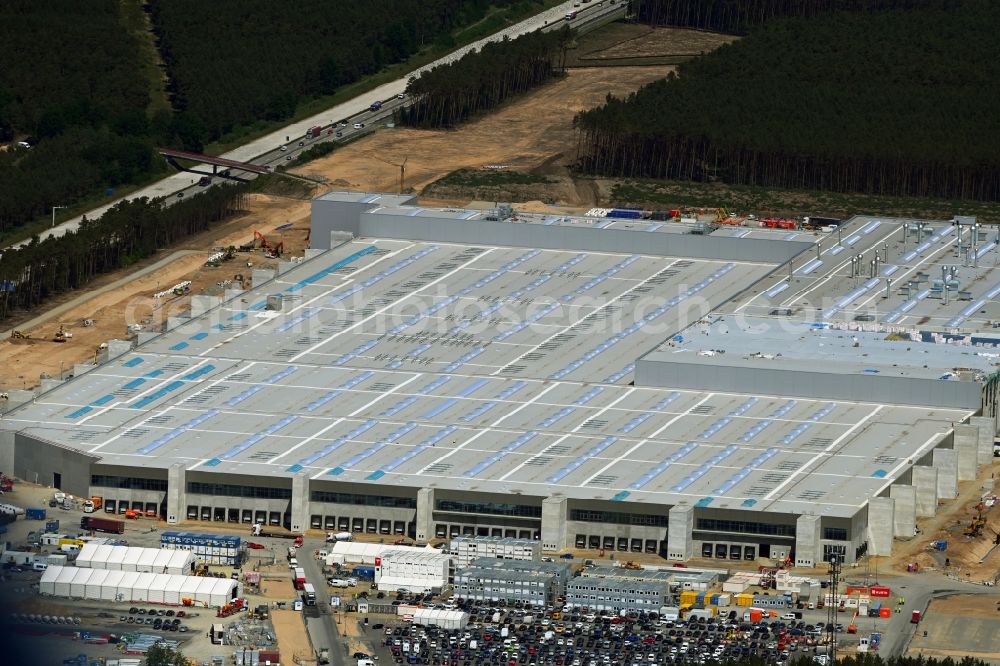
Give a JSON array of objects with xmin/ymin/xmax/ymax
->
[{"xmin": 0, "ymin": 213, "xmax": 982, "ymax": 520}]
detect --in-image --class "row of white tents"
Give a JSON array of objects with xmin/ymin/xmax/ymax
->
[
  {"xmin": 325, "ymin": 541, "xmax": 436, "ymax": 566},
  {"xmin": 39, "ymin": 566, "xmax": 240, "ymax": 607},
  {"xmin": 76, "ymin": 544, "xmax": 196, "ymax": 575}
]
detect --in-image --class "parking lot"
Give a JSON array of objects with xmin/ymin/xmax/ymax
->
[{"xmin": 355, "ymin": 600, "xmax": 857, "ymax": 666}]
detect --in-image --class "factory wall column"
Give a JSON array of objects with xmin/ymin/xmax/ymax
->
[
  {"xmin": 667, "ymin": 505, "xmax": 693, "ymax": 561},
  {"xmin": 290, "ymin": 473, "xmax": 308, "ymax": 534},
  {"xmin": 932, "ymin": 449, "xmax": 958, "ymax": 499},
  {"xmin": 867, "ymin": 497, "xmax": 895, "ymax": 556},
  {"xmin": 889, "ymin": 485, "xmax": 916, "ymax": 537},
  {"xmin": 794, "ymin": 515, "xmax": 820, "ymax": 567},
  {"xmin": 166, "ymin": 464, "xmax": 186, "ymax": 525},
  {"xmin": 416, "ymin": 488, "xmax": 435, "ymax": 543},
  {"xmin": 972, "ymin": 416, "xmax": 995, "ymax": 465},
  {"xmin": 541, "ymin": 496, "xmax": 568, "ymax": 552},
  {"xmin": 0, "ymin": 431, "xmax": 13, "ymax": 476},
  {"xmin": 954, "ymin": 424, "xmax": 979, "ymax": 481},
  {"xmin": 911, "ymin": 466, "xmax": 938, "ymax": 517}
]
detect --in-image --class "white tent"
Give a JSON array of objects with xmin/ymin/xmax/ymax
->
[
  {"xmin": 74, "ymin": 544, "xmax": 196, "ymax": 574},
  {"xmin": 117, "ymin": 571, "xmax": 141, "ymax": 599},
  {"xmin": 91, "ymin": 544, "xmax": 117, "ymax": 568},
  {"xmin": 152, "ymin": 549, "xmax": 174, "ymax": 573},
  {"xmin": 178, "ymin": 576, "xmax": 203, "ymax": 603},
  {"xmin": 70, "ymin": 568, "xmax": 95, "ymax": 598},
  {"xmin": 39, "ymin": 566, "xmax": 59, "ymax": 595},
  {"xmin": 39, "ymin": 566, "xmax": 241, "ymax": 606},
  {"xmin": 136, "ymin": 549, "xmax": 158, "ymax": 573},
  {"xmin": 106, "ymin": 547, "xmax": 127, "ymax": 571},
  {"xmin": 409, "ymin": 608, "xmax": 469, "ymax": 630},
  {"xmin": 85, "ymin": 569, "xmax": 110, "ymax": 599},
  {"xmin": 166, "ymin": 550, "xmax": 195, "ymax": 575},
  {"xmin": 162, "ymin": 575, "xmax": 186, "ymax": 605},
  {"xmin": 100, "ymin": 570, "xmax": 126, "ymax": 601},
  {"xmin": 121, "ymin": 549, "xmax": 143, "ymax": 572},
  {"xmin": 54, "ymin": 566, "xmax": 78, "ymax": 597},
  {"xmin": 75, "ymin": 544, "xmax": 95, "ymax": 568}
]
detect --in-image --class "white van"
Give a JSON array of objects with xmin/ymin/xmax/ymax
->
[
  {"xmin": 32, "ymin": 562, "xmax": 48, "ymax": 571},
  {"xmin": 288, "ymin": 557, "xmax": 298, "ymax": 569}
]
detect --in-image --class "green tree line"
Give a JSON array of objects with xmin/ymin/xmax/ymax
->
[
  {"xmin": 0, "ymin": 0, "xmax": 543, "ymax": 236},
  {"xmin": 576, "ymin": 1, "xmax": 1000, "ymax": 201},
  {"xmin": 0, "ymin": 184, "xmax": 248, "ymax": 322},
  {"xmin": 0, "ymin": 0, "xmax": 167, "ymax": 235},
  {"xmin": 148, "ymin": 0, "xmax": 542, "ymax": 147},
  {"xmin": 634, "ymin": 0, "xmax": 941, "ymax": 34},
  {"xmin": 398, "ymin": 27, "xmax": 570, "ymax": 128}
]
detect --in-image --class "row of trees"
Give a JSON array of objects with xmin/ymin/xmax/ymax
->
[
  {"xmin": 0, "ymin": 0, "xmax": 542, "ymax": 236},
  {"xmin": 399, "ymin": 28, "xmax": 570, "ymax": 128},
  {"xmin": 576, "ymin": 1, "xmax": 1000, "ymax": 201},
  {"xmin": 0, "ymin": 0, "xmax": 167, "ymax": 235},
  {"xmin": 634, "ymin": 0, "xmax": 942, "ymax": 33},
  {"xmin": 0, "ymin": 184, "xmax": 248, "ymax": 322},
  {"xmin": 147, "ymin": 0, "xmax": 542, "ymax": 147}
]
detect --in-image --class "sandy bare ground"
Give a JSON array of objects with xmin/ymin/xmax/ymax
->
[
  {"xmin": 0, "ymin": 193, "xmax": 313, "ymax": 390},
  {"xmin": 293, "ymin": 66, "xmax": 671, "ymax": 201},
  {"xmin": 271, "ymin": 609, "xmax": 316, "ymax": 665},
  {"xmin": 585, "ymin": 26, "xmax": 738, "ymax": 60}
]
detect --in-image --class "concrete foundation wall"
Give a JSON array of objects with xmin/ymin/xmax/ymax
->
[
  {"xmin": 889, "ymin": 485, "xmax": 916, "ymax": 537},
  {"xmin": 13, "ymin": 433, "xmax": 98, "ymax": 496},
  {"xmin": 541, "ymin": 496, "xmax": 568, "ymax": 551},
  {"xmin": 972, "ymin": 416, "xmax": 995, "ymax": 465},
  {"xmin": 416, "ymin": 488, "xmax": 434, "ymax": 544},
  {"xmin": 954, "ymin": 424, "xmax": 979, "ymax": 480},
  {"xmin": 794, "ymin": 515, "xmax": 821, "ymax": 567},
  {"xmin": 667, "ymin": 506, "xmax": 694, "ymax": 561},
  {"xmin": 867, "ymin": 498, "xmax": 895, "ymax": 556},
  {"xmin": 911, "ymin": 466, "xmax": 938, "ymax": 517},
  {"xmin": 634, "ymin": 360, "xmax": 982, "ymax": 409},
  {"xmin": 932, "ymin": 449, "xmax": 958, "ymax": 499}
]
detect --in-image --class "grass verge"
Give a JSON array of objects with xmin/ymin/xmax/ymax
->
[{"xmin": 610, "ymin": 179, "xmax": 1000, "ymax": 222}]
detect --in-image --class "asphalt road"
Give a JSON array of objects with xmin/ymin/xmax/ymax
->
[
  {"xmin": 17, "ymin": 0, "xmax": 624, "ymax": 251},
  {"xmin": 299, "ymin": 537, "xmax": 346, "ymax": 666}
]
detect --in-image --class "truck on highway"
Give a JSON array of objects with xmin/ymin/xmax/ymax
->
[
  {"xmin": 306, "ymin": 125, "xmax": 323, "ymax": 139},
  {"xmin": 80, "ymin": 516, "xmax": 125, "ymax": 534}
]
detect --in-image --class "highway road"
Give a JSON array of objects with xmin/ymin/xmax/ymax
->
[{"xmin": 17, "ymin": 0, "xmax": 625, "ymax": 251}]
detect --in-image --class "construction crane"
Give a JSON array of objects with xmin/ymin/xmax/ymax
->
[{"xmin": 369, "ymin": 153, "xmax": 408, "ymax": 194}]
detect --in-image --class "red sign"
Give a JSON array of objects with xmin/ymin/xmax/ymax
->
[
  {"xmin": 845, "ymin": 586, "xmax": 868, "ymax": 595},
  {"xmin": 375, "ymin": 556, "xmax": 381, "ymax": 567},
  {"xmin": 870, "ymin": 586, "xmax": 891, "ymax": 598}
]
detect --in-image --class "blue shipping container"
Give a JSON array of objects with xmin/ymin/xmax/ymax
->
[
  {"xmin": 609, "ymin": 209, "xmax": 642, "ymax": 219},
  {"xmin": 45, "ymin": 520, "xmax": 60, "ymax": 533},
  {"xmin": 353, "ymin": 565, "xmax": 376, "ymax": 580},
  {"xmin": 26, "ymin": 508, "xmax": 46, "ymax": 520}
]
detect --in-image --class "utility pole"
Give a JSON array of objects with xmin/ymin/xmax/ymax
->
[
  {"xmin": 826, "ymin": 556, "xmax": 841, "ymax": 664},
  {"xmin": 51, "ymin": 205, "xmax": 66, "ymax": 228}
]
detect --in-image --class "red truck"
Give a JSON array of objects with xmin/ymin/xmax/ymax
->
[
  {"xmin": 80, "ymin": 516, "xmax": 125, "ymax": 534},
  {"xmin": 306, "ymin": 126, "xmax": 322, "ymax": 139}
]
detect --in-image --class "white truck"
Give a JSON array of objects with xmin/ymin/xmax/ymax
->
[{"xmin": 326, "ymin": 532, "xmax": 352, "ymax": 542}]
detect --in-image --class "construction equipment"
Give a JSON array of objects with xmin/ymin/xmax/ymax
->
[
  {"xmin": 621, "ymin": 561, "xmax": 642, "ymax": 570},
  {"xmin": 965, "ymin": 502, "xmax": 987, "ymax": 537},
  {"xmin": 370, "ymin": 153, "xmax": 408, "ymax": 194},
  {"xmin": 173, "ymin": 284, "xmax": 190, "ymax": 296},
  {"xmin": 10, "ymin": 330, "xmax": 29, "ymax": 340},
  {"xmin": 265, "ymin": 241, "xmax": 284, "ymax": 258},
  {"xmin": 53, "ymin": 326, "xmax": 71, "ymax": 343}
]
